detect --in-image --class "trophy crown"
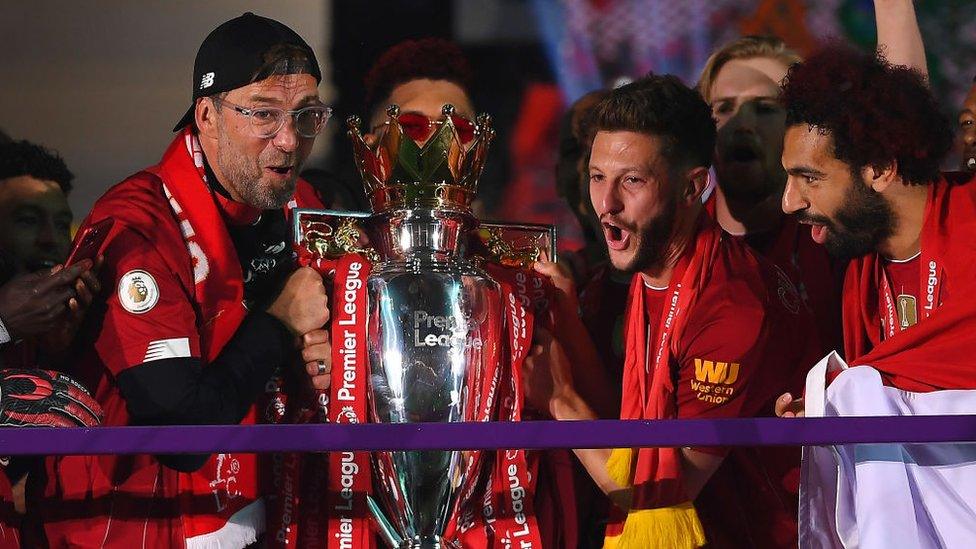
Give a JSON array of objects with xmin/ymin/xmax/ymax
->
[{"xmin": 347, "ymin": 104, "xmax": 494, "ymax": 214}]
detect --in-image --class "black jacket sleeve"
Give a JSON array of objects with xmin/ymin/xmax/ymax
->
[{"xmin": 117, "ymin": 311, "xmax": 293, "ymax": 472}]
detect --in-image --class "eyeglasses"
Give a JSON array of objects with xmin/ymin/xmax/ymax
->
[
  {"xmin": 372, "ymin": 112, "xmax": 477, "ymax": 144},
  {"xmin": 215, "ymin": 97, "xmax": 333, "ymax": 139}
]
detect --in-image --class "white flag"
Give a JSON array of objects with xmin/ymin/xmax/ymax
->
[{"xmin": 799, "ymin": 352, "xmax": 976, "ymax": 548}]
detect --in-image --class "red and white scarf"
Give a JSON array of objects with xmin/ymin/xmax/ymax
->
[
  {"xmin": 842, "ymin": 173, "xmax": 976, "ymax": 392},
  {"xmin": 150, "ymin": 129, "xmax": 322, "ymax": 545}
]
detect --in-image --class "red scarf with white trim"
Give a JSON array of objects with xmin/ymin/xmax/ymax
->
[
  {"xmin": 842, "ymin": 173, "xmax": 976, "ymax": 391},
  {"xmin": 151, "ymin": 129, "xmax": 323, "ymax": 542}
]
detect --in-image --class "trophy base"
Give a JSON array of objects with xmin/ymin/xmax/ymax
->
[{"xmin": 397, "ymin": 537, "xmax": 459, "ymax": 549}]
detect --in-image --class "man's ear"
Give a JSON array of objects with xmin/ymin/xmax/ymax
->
[
  {"xmin": 862, "ymin": 160, "xmax": 899, "ymax": 193},
  {"xmin": 194, "ymin": 97, "xmax": 219, "ymax": 139},
  {"xmin": 681, "ymin": 166, "xmax": 710, "ymax": 205}
]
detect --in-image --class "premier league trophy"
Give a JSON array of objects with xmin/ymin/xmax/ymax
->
[
  {"xmin": 353, "ymin": 104, "xmax": 502, "ymax": 549},
  {"xmin": 293, "ymin": 105, "xmax": 554, "ymax": 548}
]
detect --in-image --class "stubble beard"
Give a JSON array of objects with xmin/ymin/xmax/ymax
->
[
  {"xmin": 613, "ymin": 195, "xmax": 678, "ymax": 275},
  {"xmin": 215, "ymin": 126, "xmax": 299, "ymax": 210}
]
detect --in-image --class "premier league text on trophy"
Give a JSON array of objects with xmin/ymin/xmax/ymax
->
[{"xmin": 413, "ymin": 310, "xmax": 483, "ymax": 349}]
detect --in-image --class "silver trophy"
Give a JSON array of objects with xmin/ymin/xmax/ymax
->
[
  {"xmin": 348, "ymin": 105, "xmax": 502, "ymax": 548},
  {"xmin": 292, "ymin": 105, "xmax": 553, "ymax": 547}
]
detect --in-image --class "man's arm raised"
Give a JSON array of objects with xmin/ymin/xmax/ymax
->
[{"xmin": 875, "ymin": 0, "xmax": 927, "ymax": 78}]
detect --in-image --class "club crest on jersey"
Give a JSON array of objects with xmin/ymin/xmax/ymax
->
[{"xmin": 118, "ymin": 270, "xmax": 159, "ymax": 314}]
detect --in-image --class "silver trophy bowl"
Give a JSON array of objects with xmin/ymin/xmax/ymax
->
[{"xmin": 365, "ymin": 209, "xmax": 502, "ymax": 548}]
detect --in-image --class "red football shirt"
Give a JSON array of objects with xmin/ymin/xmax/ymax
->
[
  {"xmin": 35, "ymin": 176, "xmax": 200, "ymax": 547},
  {"xmin": 882, "ymin": 255, "xmax": 922, "ymax": 338},
  {"xmin": 38, "ymin": 174, "xmax": 309, "ymax": 546},
  {"xmin": 641, "ymin": 237, "xmax": 818, "ymax": 548},
  {"xmin": 739, "ymin": 216, "xmax": 842, "ymax": 354}
]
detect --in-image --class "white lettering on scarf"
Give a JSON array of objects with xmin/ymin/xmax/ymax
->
[
  {"xmin": 924, "ymin": 260, "xmax": 938, "ymax": 311},
  {"xmin": 164, "ymin": 184, "xmax": 210, "ymax": 284}
]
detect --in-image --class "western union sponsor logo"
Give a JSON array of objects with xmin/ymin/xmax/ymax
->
[{"xmin": 693, "ymin": 359, "xmax": 740, "ymax": 385}]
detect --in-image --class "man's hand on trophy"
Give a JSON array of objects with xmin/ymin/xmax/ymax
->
[
  {"xmin": 532, "ymin": 260, "xmax": 578, "ymax": 311},
  {"xmin": 532, "ymin": 260, "xmax": 585, "ymax": 332},
  {"xmin": 522, "ymin": 325, "xmax": 577, "ymax": 419},
  {"xmin": 531, "ymin": 260, "xmax": 619, "ymax": 418},
  {"xmin": 267, "ymin": 267, "xmax": 331, "ymax": 336},
  {"xmin": 300, "ymin": 329, "xmax": 331, "ymax": 392}
]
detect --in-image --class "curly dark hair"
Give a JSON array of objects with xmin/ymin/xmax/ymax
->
[
  {"xmin": 591, "ymin": 74, "xmax": 716, "ymax": 171},
  {"xmin": 363, "ymin": 38, "xmax": 474, "ymax": 121},
  {"xmin": 782, "ymin": 44, "xmax": 952, "ymax": 185},
  {"xmin": 0, "ymin": 140, "xmax": 73, "ymax": 195}
]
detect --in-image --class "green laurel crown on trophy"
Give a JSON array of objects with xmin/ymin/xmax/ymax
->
[{"xmin": 346, "ymin": 104, "xmax": 494, "ymax": 215}]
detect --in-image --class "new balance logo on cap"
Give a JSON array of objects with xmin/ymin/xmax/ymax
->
[{"xmin": 200, "ymin": 72, "xmax": 215, "ymax": 89}]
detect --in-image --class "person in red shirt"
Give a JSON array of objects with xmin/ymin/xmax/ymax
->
[
  {"xmin": 775, "ymin": 45, "xmax": 975, "ymax": 413},
  {"xmin": 360, "ymin": 38, "xmax": 579, "ymax": 548},
  {"xmin": 0, "ymin": 140, "xmax": 104, "ymax": 547},
  {"xmin": 552, "ymin": 89, "xmax": 633, "ymax": 547},
  {"xmin": 32, "ymin": 13, "xmax": 334, "ymax": 547},
  {"xmin": 527, "ymin": 74, "xmax": 820, "ymax": 548},
  {"xmin": 697, "ymin": 36, "xmax": 841, "ymax": 353},
  {"xmin": 697, "ymin": 1, "xmax": 928, "ymax": 356}
]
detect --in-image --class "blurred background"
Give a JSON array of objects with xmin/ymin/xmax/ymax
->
[{"xmin": 2, "ymin": 0, "xmax": 974, "ymax": 253}]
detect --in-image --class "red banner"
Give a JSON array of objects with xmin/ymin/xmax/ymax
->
[{"xmin": 326, "ymin": 254, "xmax": 374, "ymax": 548}]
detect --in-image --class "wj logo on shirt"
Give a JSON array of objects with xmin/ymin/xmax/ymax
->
[
  {"xmin": 694, "ymin": 359, "xmax": 740, "ymax": 385},
  {"xmin": 692, "ymin": 359, "xmax": 740, "ymax": 405}
]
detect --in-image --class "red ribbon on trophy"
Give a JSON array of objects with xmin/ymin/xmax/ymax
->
[{"xmin": 326, "ymin": 253, "xmax": 375, "ymax": 548}]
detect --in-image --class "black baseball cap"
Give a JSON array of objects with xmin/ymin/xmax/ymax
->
[{"xmin": 173, "ymin": 12, "xmax": 322, "ymax": 132}]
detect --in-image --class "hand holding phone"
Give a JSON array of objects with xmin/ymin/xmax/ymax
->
[{"xmin": 65, "ymin": 218, "xmax": 114, "ymax": 267}]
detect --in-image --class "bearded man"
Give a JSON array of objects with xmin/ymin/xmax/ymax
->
[
  {"xmin": 528, "ymin": 74, "xmax": 820, "ymax": 548},
  {"xmin": 698, "ymin": 0, "xmax": 929, "ymax": 352},
  {"xmin": 776, "ymin": 44, "xmax": 976, "ymax": 547},
  {"xmin": 34, "ymin": 14, "xmax": 333, "ymax": 547}
]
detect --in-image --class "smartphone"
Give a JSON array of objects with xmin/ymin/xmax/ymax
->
[{"xmin": 65, "ymin": 218, "xmax": 114, "ymax": 267}]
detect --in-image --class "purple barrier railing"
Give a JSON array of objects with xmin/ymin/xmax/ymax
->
[{"xmin": 0, "ymin": 416, "xmax": 974, "ymax": 455}]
